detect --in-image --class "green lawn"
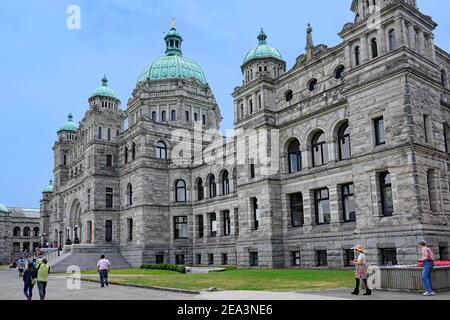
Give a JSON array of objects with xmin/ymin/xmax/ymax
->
[{"xmin": 82, "ymin": 268, "xmax": 354, "ymax": 292}]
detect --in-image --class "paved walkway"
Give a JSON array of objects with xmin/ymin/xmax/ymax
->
[{"xmin": 1, "ymin": 270, "xmax": 448, "ymax": 300}]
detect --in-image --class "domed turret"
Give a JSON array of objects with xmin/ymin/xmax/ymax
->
[
  {"xmin": 88, "ymin": 75, "xmax": 121, "ymax": 110},
  {"xmin": 91, "ymin": 75, "xmax": 119, "ymax": 100},
  {"xmin": 0, "ymin": 203, "xmax": 8, "ymax": 214},
  {"xmin": 42, "ymin": 180, "xmax": 54, "ymax": 193},
  {"xmin": 58, "ymin": 113, "xmax": 78, "ymax": 133},
  {"xmin": 137, "ymin": 20, "xmax": 207, "ymax": 85},
  {"xmin": 242, "ymin": 29, "xmax": 286, "ymax": 84}
]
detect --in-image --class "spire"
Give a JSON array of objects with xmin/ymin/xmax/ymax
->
[
  {"xmin": 257, "ymin": 28, "xmax": 267, "ymax": 44},
  {"xmin": 101, "ymin": 74, "xmax": 108, "ymax": 87},
  {"xmin": 164, "ymin": 19, "xmax": 183, "ymax": 56},
  {"xmin": 306, "ymin": 23, "xmax": 314, "ymax": 61},
  {"xmin": 68, "ymin": 113, "xmax": 73, "ymax": 122}
]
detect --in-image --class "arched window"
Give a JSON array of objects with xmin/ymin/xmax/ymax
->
[
  {"xmin": 196, "ymin": 178, "xmax": 204, "ymax": 201},
  {"xmin": 312, "ymin": 131, "xmax": 328, "ymax": 167},
  {"xmin": 13, "ymin": 227, "xmax": 21, "ymax": 237},
  {"xmin": 222, "ymin": 170, "xmax": 230, "ymax": 195},
  {"xmin": 389, "ymin": 29, "xmax": 396, "ymax": 51},
  {"xmin": 208, "ymin": 175, "xmax": 217, "ymax": 198},
  {"xmin": 338, "ymin": 122, "xmax": 351, "ymax": 160},
  {"xmin": 151, "ymin": 111, "xmax": 156, "ymax": 121},
  {"xmin": 442, "ymin": 69, "xmax": 448, "ymax": 88},
  {"xmin": 131, "ymin": 142, "xmax": 136, "ymax": 160},
  {"xmin": 232, "ymin": 167, "xmax": 237, "ymax": 191},
  {"xmin": 175, "ymin": 180, "xmax": 187, "ymax": 203},
  {"xmin": 185, "ymin": 111, "xmax": 190, "ymax": 122},
  {"xmin": 354, "ymin": 46, "xmax": 360, "ymax": 66},
  {"xmin": 371, "ymin": 38, "xmax": 378, "ymax": 58},
  {"xmin": 202, "ymin": 115, "xmax": 206, "ymax": 126},
  {"xmin": 334, "ymin": 65, "xmax": 345, "ymax": 80},
  {"xmin": 379, "ymin": 172, "xmax": 393, "ymax": 216},
  {"xmin": 156, "ymin": 141, "xmax": 167, "ymax": 159},
  {"xmin": 161, "ymin": 110, "xmax": 166, "ymax": 122},
  {"xmin": 23, "ymin": 227, "xmax": 30, "ymax": 237},
  {"xmin": 171, "ymin": 110, "xmax": 176, "ymax": 121},
  {"xmin": 249, "ymin": 100, "xmax": 254, "ymax": 114},
  {"xmin": 127, "ymin": 184, "xmax": 133, "ymax": 206},
  {"xmin": 240, "ymin": 105, "xmax": 244, "ymax": 118},
  {"xmin": 124, "ymin": 146, "xmax": 129, "ymax": 164},
  {"xmin": 285, "ymin": 90, "xmax": 293, "ymax": 102},
  {"xmin": 288, "ymin": 139, "xmax": 302, "ymax": 173},
  {"xmin": 33, "ymin": 227, "xmax": 39, "ymax": 237}
]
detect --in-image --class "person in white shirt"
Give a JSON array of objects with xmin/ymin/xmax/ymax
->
[
  {"xmin": 96, "ymin": 255, "xmax": 111, "ymax": 288},
  {"xmin": 351, "ymin": 245, "xmax": 372, "ymax": 296}
]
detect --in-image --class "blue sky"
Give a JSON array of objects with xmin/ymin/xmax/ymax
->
[{"xmin": 0, "ymin": 0, "xmax": 449, "ymax": 208}]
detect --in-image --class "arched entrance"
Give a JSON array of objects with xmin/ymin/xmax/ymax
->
[{"xmin": 69, "ymin": 199, "xmax": 82, "ymax": 244}]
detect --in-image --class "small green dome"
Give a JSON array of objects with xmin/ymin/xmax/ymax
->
[
  {"xmin": 243, "ymin": 29, "xmax": 284, "ymax": 65},
  {"xmin": 0, "ymin": 203, "xmax": 8, "ymax": 213},
  {"xmin": 58, "ymin": 113, "xmax": 78, "ymax": 132},
  {"xmin": 43, "ymin": 180, "xmax": 54, "ymax": 193},
  {"xmin": 137, "ymin": 24, "xmax": 207, "ymax": 85},
  {"xmin": 91, "ymin": 75, "xmax": 119, "ymax": 100}
]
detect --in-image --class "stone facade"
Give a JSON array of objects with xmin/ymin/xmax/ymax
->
[
  {"xmin": 42, "ymin": 0, "xmax": 450, "ymax": 269},
  {"xmin": 0, "ymin": 207, "xmax": 41, "ymax": 264}
]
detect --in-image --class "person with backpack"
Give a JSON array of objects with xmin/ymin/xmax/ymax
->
[
  {"xmin": 36, "ymin": 259, "xmax": 51, "ymax": 300},
  {"xmin": 23, "ymin": 263, "xmax": 37, "ymax": 300},
  {"xmin": 417, "ymin": 240, "xmax": 436, "ymax": 296}
]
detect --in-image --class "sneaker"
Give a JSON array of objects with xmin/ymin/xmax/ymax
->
[
  {"xmin": 423, "ymin": 292, "xmax": 432, "ymax": 296},
  {"xmin": 430, "ymin": 292, "xmax": 436, "ymax": 296}
]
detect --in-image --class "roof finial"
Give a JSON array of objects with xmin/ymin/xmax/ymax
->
[
  {"xmin": 172, "ymin": 17, "xmax": 176, "ymax": 29},
  {"xmin": 257, "ymin": 28, "xmax": 267, "ymax": 44},
  {"xmin": 102, "ymin": 74, "xmax": 108, "ymax": 86},
  {"xmin": 306, "ymin": 23, "xmax": 314, "ymax": 61},
  {"xmin": 68, "ymin": 113, "xmax": 73, "ymax": 121}
]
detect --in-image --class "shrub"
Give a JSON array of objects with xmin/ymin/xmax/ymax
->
[{"xmin": 141, "ymin": 263, "xmax": 186, "ymax": 274}]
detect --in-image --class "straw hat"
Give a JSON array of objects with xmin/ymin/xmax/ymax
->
[{"xmin": 351, "ymin": 245, "xmax": 367, "ymax": 253}]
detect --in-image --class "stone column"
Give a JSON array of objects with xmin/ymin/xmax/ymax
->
[
  {"xmin": 377, "ymin": 27, "xmax": 386, "ymax": 55},
  {"xmin": 344, "ymin": 45, "xmax": 351, "ymax": 67},
  {"xmin": 395, "ymin": 18, "xmax": 403, "ymax": 47},
  {"xmin": 429, "ymin": 35, "xmax": 436, "ymax": 61},
  {"xmin": 360, "ymin": 35, "xmax": 369, "ymax": 63},
  {"xmin": 302, "ymin": 190, "xmax": 314, "ymax": 232},
  {"xmin": 234, "ymin": 100, "xmax": 238, "ymax": 123},
  {"xmin": 418, "ymin": 30, "xmax": 425, "ymax": 55},
  {"xmin": 402, "ymin": 19, "xmax": 409, "ymax": 48},
  {"xmin": 260, "ymin": 88, "xmax": 265, "ymax": 110},
  {"xmin": 252, "ymin": 92, "xmax": 257, "ymax": 114},
  {"xmin": 408, "ymin": 24, "xmax": 416, "ymax": 50}
]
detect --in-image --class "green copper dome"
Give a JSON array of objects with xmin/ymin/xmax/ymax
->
[
  {"xmin": 43, "ymin": 180, "xmax": 54, "ymax": 193},
  {"xmin": 58, "ymin": 113, "xmax": 78, "ymax": 132},
  {"xmin": 137, "ymin": 23, "xmax": 207, "ymax": 85},
  {"xmin": 243, "ymin": 29, "xmax": 284, "ymax": 65},
  {"xmin": 0, "ymin": 203, "xmax": 8, "ymax": 213},
  {"xmin": 91, "ymin": 75, "xmax": 119, "ymax": 100}
]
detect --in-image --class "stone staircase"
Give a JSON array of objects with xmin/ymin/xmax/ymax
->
[{"xmin": 48, "ymin": 244, "xmax": 131, "ymax": 273}]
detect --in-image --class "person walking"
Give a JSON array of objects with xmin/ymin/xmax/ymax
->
[
  {"xmin": 351, "ymin": 245, "xmax": 372, "ymax": 296},
  {"xmin": 97, "ymin": 255, "xmax": 111, "ymax": 288},
  {"xmin": 417, "ymin": 240, "xmax": 436, "ymax": 296},
  {"xmin": 23, "ymin": 263, "xmax": 37, "ymax": 300},
  {"xmin": 36, "ymin": 259, "xmax": 51, "ymax": 300}
]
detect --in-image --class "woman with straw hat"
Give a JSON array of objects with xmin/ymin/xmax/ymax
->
[{"xmin": 351, "ymin": 245, "xmax": 372, "ymax": 296}]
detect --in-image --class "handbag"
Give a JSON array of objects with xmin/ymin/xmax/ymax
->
[{"xmin": 31, "ymin": 278, "xmax": 37, "ymax": 285}]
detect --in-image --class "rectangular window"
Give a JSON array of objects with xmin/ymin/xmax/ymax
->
[
  {"xmin": 251, "ymin": 198, "xmax": 259, "ymax": 230},
  {"xmin": 105, "ymin": 188, "xmax": 113, "ymax": 209},
  {"xmin": 292, "ymin": 251, "xmax": 301, "ymax": 266},
  {"xmin": 380, "ymin": 248, "xmax": 397, "ymax": 266},
  {"xmin": 107, "ymin": 128, "xmax": 111, "ymax": 141},
  {"xmin": 105, "ymin": 220, "xmax": 112, "ymax": 243},
  {"xmin": 250, "ymin": 252, "xmax": 259, "ymax": 267},
  {"xmin": 197, "ymin": 215, "xmax": 204, "ymax": 239},
  {"xmin": 314, "ymin": 188, "xmax": 331, "ymax": 225},
  {"xmin": 196, "ymin": 254, "xmax": 202, "ymax": 265},
  {"xmin": 222, "ymin": 254, "xmax": 228, "ymax": 265},
  {"xmin": 439, "ymin": 244, "xmax": 449, "ymax": 260},
  {"xmin": 379, "ymin": 172, "xmax": 393, "ymax": 216},
  {"xmin": 174, "ymin": 216, "xmax": 188, "ymax": 239},
  {"xmin": 208, "ymin": 254, "xmax": 214, "ymax": 265},
  {"xmin": 209, "ymin": 213, "xmax": 217, "ymax": 237},
  {"xmin": 156, "ymin": 254, "xmax": 164, "ymax": 264},
  {"xmin": 374, "ymin": 117, "xmax": 386, "ymax": 146},
  {"xmin": 316, "ymin": 250, "xmax": 328, "ymax": 267},
  {"xmin": 250, "ymin": 163, "xmax": 256, "ymax": 179},
  {"xmin": 344, "ymin": 249, "xmax": 355, "ymax": 267},
  {"xmin": 342, "ymin": 184, "xmax": 356, "ymax": 222},
  {"xmin": 106, "ymin": 154, "xmax": 113, "ymax": 167},
  {"xmin": 87, "ymin": 189, "xmax": 91, "ymax": 211},
  {"xmin": 290, "ymin": 193, "xmax": 304, "ymax": 227},
  {"xmin": 175, "ymin": 254, "xmax": 185, "ymax": 265},
  {"xmin": 223, "ymin": 210, "xmax": 231, "ymax": 236},
  {"xmin": 127, "ymin": 218, "xmax": 133, "ymax": 241},
  {"xmin": 424, "ymin": 114, "xmax": 430, "ymax": 143},
  {"xmin": 98, "ymin": 127, "xmax": 102, "ymax": 140},
  {"xmin": 13, "ymin": 243, "xmax": 20, "ymax": 254}
]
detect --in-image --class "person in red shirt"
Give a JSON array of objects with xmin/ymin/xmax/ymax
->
[{"xmin": 417, "ymin": 240, "xmax": 436, "ymax": 296}]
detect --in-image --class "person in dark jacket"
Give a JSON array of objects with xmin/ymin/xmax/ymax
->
[{"xmin": 23, "ymin": 263, "xmax": 37, "ymax": 300}]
